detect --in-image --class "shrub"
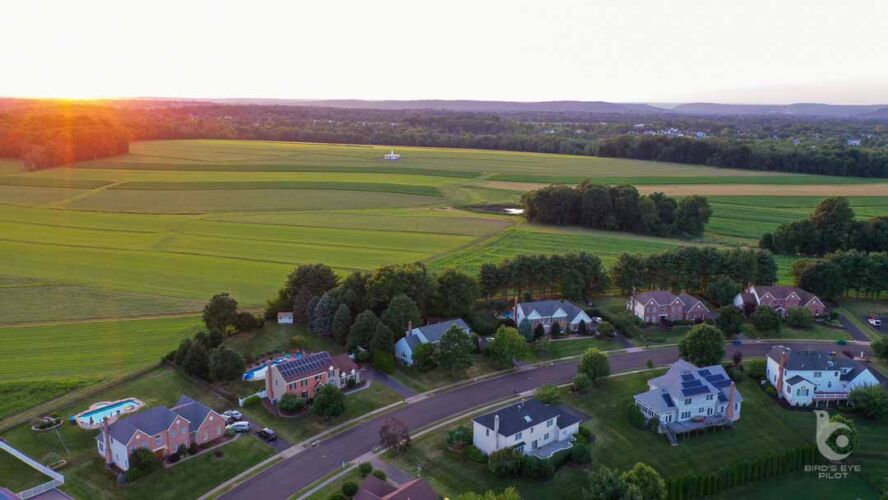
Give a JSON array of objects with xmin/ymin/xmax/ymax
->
[
  {"xmin": 646, "ymin": 359, "xmax": 654, "ymax": 369},
  {"xmin": 356, "ymin": 350, "xmax": 370, "ymax": 362},
  {"xmin": 573, "ymin": 373, "xmax": 593, "ymax": 393},
  {"xmin": 577, "ymin": 426, "xmax": 593, "ymax": 444},
  {"xmin": 188, "ymin": 442, "xmax": 199, "ymax": 455},
  {"xmin": 611, "ymin": 312, "xmax": 639, "ymax": 338},
  {"xmin": 627, "ymin": 402, "xmax": 646, "ymax": 429},
  {"xmin": 764, "ymin": 384, "xmax": 778, "ymax": 398},
  {"xmin": 242, "ymin": 395, "xmax": 260, "ymax": 408},
  {"xmin": 341, "ymin": 481, "xmax": 359, "ymax": 497},
  {"xmin": 871, "ymin": 336, "xmax": 888, "ymax": 361},
  {"xmin": 278, "ymin": 393, "xmax": 306, "ymax": 414},
  {"xmin": 752, "ymin": 307, "xmax": 782, "ymax": 335},
  {"xmin": 371, "ymin": 469, "xmax": 387, "ymax": 481},
  {"xmin": 412, "ymin": 343, "xmax": 438, "ymax": 371},
  {"xmin": 346, "ymin": 378, "xmax": 357, "ymax": 389},
  {"xmin": 533, "ymin": 323, "xmax": 546, "ymax": 339},
  {"xmin": 445, "ymin": 425, "xmax": 473, "ymax": 450},
  {"xmin": 488, "ymin": 448, "xmax": 524, "ymax": 477},
  {"xmin": 358, "ymin": 462, "xmax": 373, "ymax": 477},
  {"xmin": 849, "ymin": 386, "xmax": 888, "ymax": 420},
  {"xmin": 786, "ymin": 307, "xmax": 814, "ymax": 328},
  {"xmin": 312, "ymin": 385, "xmax": 346, "ymax": 419},
  {"xmin": 746, "ymin": 359, "xmax": 765, "ymax": 380},
  {"xmin": 597, "ymin": 321, "xmax": 615, "ymax": 338},
  {"xmin": 521, "ymin": 455, "xmax": 555, "ymax": 479},
  {"xmin": 535, "ymin": 384, "xmax": 561, "ymax": 404},
  {"xmin": 465, "ymin": 445, "xmax": 488, "ymax": 463},
  {"xmin": 127, "ymin": 448, "xmax": 162, "ymax": 482},
  {"xmin": 550, "ymin": 321, "xmax": 562, "ymax": 337},
  {"xmin": 570, "ymin": 442, "xmax": 592, "ymax": 464}
]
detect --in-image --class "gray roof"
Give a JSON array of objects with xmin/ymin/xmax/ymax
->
[
  {"xmin": 633, "ymin": 291, "xmax": 707, "ymax": 313},
  {"xmin": 518, "ymin": 300, "xmax": 584, "ymax": 319},
  {"xmin": 414, "ymin": 318, "xmax": 472, "ymax": 343},
  {"xmin": 767, "ymin": 347, "xmax": 855, "ymax": 372},
  {"xmin": 473, "ymin": 399, "xmax": 582, "ymax": 437},
  {"xmin": 785, "ymin": 375, "xmax": 812, "ymax": 385},
  {"xmin": 103, "ymin": 406, "xmax": 182, "ymax": 444},
  {"xmin": 170, "ymin": 395, "xmax": 213, "ymax": 427},
  {"xmin": 640, "ymin": 359, "xmax": 742, "ymax": 410},
  {"xmin": 754, "ymin": 286, "xmax": 819, "ymax": 305}
]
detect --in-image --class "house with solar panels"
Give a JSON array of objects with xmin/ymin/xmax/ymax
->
[
  {"xmin": 264, "ymin": 351, "xmax": 360, "ymax": 405},
  {"xmin": 634, "ymin": 359, "xmax": 742, "ymax": 443}
]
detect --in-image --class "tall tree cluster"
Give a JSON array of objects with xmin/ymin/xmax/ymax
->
[
  {"xmin": 610, "ymin": 246, "xmax": 778, "ymax": 295},
  {"xmin": 791, "ymin": 250, "xmax": 888, "ymax": 299},
  {"xmin": 760, "ymin": 197, "xmax": 888, "ymax": 256},
  {"xmin": 479, "ymin": 252, "xmax": 609, "ymax": 301},
  {"xmin": 521, "ymin": 182, "xmax": 712, "ymax": 238}
]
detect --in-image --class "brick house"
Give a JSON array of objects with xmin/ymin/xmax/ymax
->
[
  {"xmin": 96, "ymin": 395, "xmax": 225, "ymax": 471},
  {"xmin": 733, "ymin": 285, "xmax": 826, "ymax": 318},
  {"xmin": 627, "ymin": 291, "xmax": 710, "ymax": 324},
  {"xmin": 265, "ymin": 351, "xmax": 360, "ymax": 405}
]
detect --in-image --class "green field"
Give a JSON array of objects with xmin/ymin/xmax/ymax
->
[{"xmin": 0, "ymin": 139, "xmax": 886, "ymax": 403}]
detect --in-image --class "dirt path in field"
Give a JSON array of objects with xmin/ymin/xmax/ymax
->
[{"xmin": 484, "ymin": 181, "xmax": 888, "ymax": 196}]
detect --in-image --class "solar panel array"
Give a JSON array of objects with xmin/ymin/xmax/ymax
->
[
  {"xmin": 277, "ymin": 352, "xmax": 333, "ymax": 380},
  {"xmin": 698, "ymin": 369, "xmax": 711, "ymax": 377},
  {"xmin": 681, "ymin": 385, "xmax": 710, "ymax": 396},
  {"xmin": 680, "ymin": 373, "xmax": 695, "ymax": 382},
  {"xmin": 661, "ymin": 393, "xmax": 675, "ymax": 407}
]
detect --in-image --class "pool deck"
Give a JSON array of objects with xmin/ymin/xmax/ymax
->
[{"xmin": 72, "ymin": 397, "xmax": 145, "ymax": 429}]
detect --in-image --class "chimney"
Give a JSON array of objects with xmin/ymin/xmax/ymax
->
[
  {"xmin": 726, "ymin": 382, "xmax": 736, "ymax": 420},
  {"xmin": 775, "ymin": 350, "xmax": 787, "ymax": 399},
  {"xmin": 407, "ymin": 320, "xmax": 413, "ymax": 336},
  {"xmin": 102, "ymin": 417, "xmax": 113, "ymax": 464},
  {"xmin": 494, "ymin": 414, "xmax": 499, "ymax": 433},
  {"xmin": 513, "ymin": 296, "xmax": 519, "ymax": 323},
  {"xmin": 265, "ymin": 359, "xmax": 274, "ymax": 402}
]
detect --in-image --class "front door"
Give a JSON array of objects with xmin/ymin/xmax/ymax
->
[{"xmin": 532, "ymin": 440, "xmax": 538, "ymax": 450}]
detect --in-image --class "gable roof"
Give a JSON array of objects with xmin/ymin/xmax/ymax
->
[
  {"xmin": 105, "ymin": 406, "xmax": 183, "ymax": 444},
  {"xmin": 413, "ymin": 318, "xmax": 472, "ymax": 343},
  {"xmin": 275, "ymin": 351, "xmax": 335, "ymax": 382},
  {"xmin": 473, "ymin": 399, "xmax": 582, "ymax": 437},
  {"xmin": 754, "ymin": 285, "xmax": 819, "ymax": 305},
  {"xmin": 785, "ymin": 375, "xmax": 813, "ymax": 385},
  {"xmin": 518, "ymin": 300, "xmax": 585, "ymax": 320},
  {"xmin": 355, "ymin": 476, "xmax": 395, "ymax": 500},
  {"xmin": 170, "ymin": 395, "xmax": 213, "ymax": 426},
  {"xmin": 634, "ymin": 291, "xmax": 708, "ymax": 313},
  {"xmin": 766, "ymin": 346, "xmax": 855, "ymax": 372},
  {"xmin": 641, "ymin": 359, "xmax": 742, "ymax": 409}
]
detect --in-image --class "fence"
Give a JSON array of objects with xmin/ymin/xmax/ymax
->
[{"xmin": 0, "ymin": 439, "xmax": 65, "ymax": 499}]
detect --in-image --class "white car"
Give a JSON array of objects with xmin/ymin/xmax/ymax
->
[
  {"xmin": 222, "ymin": 410, "xmax": 243, "ymax": 421},
  {"xmin": 226, "ymin": 421, "xmax": 250, "ymax": 433},
  {"xmin": 868, "ymin": 317, "xmax": 882, "ymax": 327}
]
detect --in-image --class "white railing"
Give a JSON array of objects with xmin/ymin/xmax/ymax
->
[
  {"xmin": 0, "ymin": 439, "xmax": 65, "ymax": 499},
  {"xmin": 238, "ymin": 390, "xmax": 267, "ymax": 407}
]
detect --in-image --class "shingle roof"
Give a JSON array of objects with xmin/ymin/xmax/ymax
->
[
  {"xmin": 104, "ymin": 406, "xmax": 180, "ymax": 444},
  {"xmin": 355, "ymin": 476, "xmax": 396, "ymax": 500},
  {"xmin": 385, "ymin": 478, "xmax": 439, "ymax": 500},
  {"xmin": 473, "ymin": 399, "xmax": 582, "ymax": 437},
  {"xmin": 785, "ymin": 375, "xmax": 812, "ymax": 385},
  {"xmin": 755, "ymin": 286, "xmax": 818, "ymax": 305},
  {"xmin": 518, "ymin": 300, "xmax": 585, "ymax": 320},
  {"xmin": 641, "ymin": 359, "xmax": 742, "ymax": 410},
  {"xmin": 414, "ymin": 318, "xmax": 472, "ymax": 343},
  {"xmin": 634, "ymin": 291, "xmax": 707, "ymax": 313},
  {"xmin": 766, "ymin": 347, "xmax": 855, "ymax": 371},
  {"xmin": 170, "ymin": 395, "xmax": 213, "ymax": 426},
  {"xmin": 275, "ymin": 351, "xmax": 335, "ymax": 382}
]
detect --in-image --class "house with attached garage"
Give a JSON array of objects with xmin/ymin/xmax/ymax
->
[
  {"xmin": 513, "ymin": 300, "xmax": 593, "ymax": 334},
  {"xmin": 627, "ymin": 291, "xmax": 710, "ymax": 324},
  {"xmin": 96, "ymin": 395, "xmax": 226, "ymax": 471},
  {"xmin": 766, "ymin": 346, "xmax": 880, "ymax": 407},
  {"xmin": 265, "ymin": 351, "xmax": 360, "ymax": 404},
  {"xmin": 734, "ymin": 285, "xmax": 826, "ymax": 318},
  {"xmin": 634, "ymin": 359, "xmax": 741, "ymax": 443},
  {"xmin": 472, "ymin": 399, "xmax": 582, "ymax": 458},
  {"xmin": 394, "ymin": 319, "xmax": 474, "ymax": 366}
]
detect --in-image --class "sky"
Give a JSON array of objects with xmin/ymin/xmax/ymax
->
[{"xmin": 3, "ymin": 0, "xmax": 888, "ymax": 104}]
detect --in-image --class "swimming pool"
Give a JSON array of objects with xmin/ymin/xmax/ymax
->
[
  {"xmin": 72, "ymin": 398, "xmax": 145, "ymax": 429},
  {"xmin": 242, "ymin": 352, "xmax": 303, "ymax": 381}
]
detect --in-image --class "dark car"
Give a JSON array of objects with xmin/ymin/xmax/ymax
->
[{"xmin": 258, "ymin": 428, "xmax": 277, "ymax": 442}]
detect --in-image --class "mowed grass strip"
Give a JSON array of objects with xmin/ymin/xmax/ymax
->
[
  {"xmin": 0, "ymin": 185, "xmax": 89, "ymax": 206},
  {"xmin": 0, "ymin": 316, "xmax": 201, "ymax": 382},
  {"xmin": 83, "ymin": 162, "xmax": 481, "ymax": 177},
  {"xmin": 109, "ymin": 180, "xmax": 443, "ymax": 197},
  {"xmin": 489, "ymin": 173, "xmax": 876, "ymax": 185},
  {"xmin": 0, "ymin": 176, "xmax": 110, "ymax": 189}
]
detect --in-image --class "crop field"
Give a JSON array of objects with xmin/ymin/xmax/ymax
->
[{"xmin": 0, "ymin": 139, "xmax": 884, "ymax": 396}]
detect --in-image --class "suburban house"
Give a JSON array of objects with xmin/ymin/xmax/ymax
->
[
  {"xmin": 277, "ymin": 312, "xmax": 294, "ymax": 324},
  {"xmin": 394, "ymin": 319, "xmax": 474, "ymax": 366},
  {"xmin": 634, "ymin": 360, "xmax": 742, "ymax": 442},
  {"xmin": 265, "ymin": 351, "xmax": 360, "ymax": 404},
  {"xmin": 626, "ymin": 291, "xmax": 710, "ymax": 324},
  {"xmin": 733, "ymin": 285, "xmax": 826, "ymax": 318},
  {"xmin": 96, "ymin": 395, "xmax": 225, "ymax": 471},
  {"xmin": 472, "ymin": 399, "xmax": 582, "ymax": 458},
  {"xmin": 355, "ymin": 476, "xmax": 437, "ymax": 500},
  {"xmin": 766, "ymin": 346, "xmax": 880, "ymax": 406},
  {"xmin": 514, "ymin": 300, "xmax": 593, "ymax": 333}
]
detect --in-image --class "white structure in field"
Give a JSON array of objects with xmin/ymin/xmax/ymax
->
[
  {"xmin": 277, "ymin": 312, "xmax": 294, "ymax": 325},
  {"xmin": 472, "ymin": 399, "xmax": 582, "ymax": 458},
  {"xmin": 383, "ymin": 150, "xmax": 401, "ymax": 160},
  {"xmin": 766, "ymin": 346, "xmax": 880, "ymax": 407}
]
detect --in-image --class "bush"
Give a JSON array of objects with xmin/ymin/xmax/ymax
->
[
  {"xmin": 764, "ymin": 384, "xmax": 778, "ymax": 398},
  {"xmin": 188, "ymin": 442, "xmax": 199, "ymax": 455},
  {"xmin": 465, "ymin": 445, "xmax": 488, "ymax": 463},
  {"xmin": 570, "ymin": 442, "xmax": 592, "ymax": 464},
  {"xmin": 242, "ymin": 395, "xmax": 260, "ymax": 408},
  {"xmin": 445, "ymin": 425, "xmax": 473, "ymax": 450},
  {"xmin": 646, "ymin": 359, "xmax": 654, "ymax": 369},
  {"xmin": 371, "ymin": 469, "xmax": 387, "ymax": 481},
  {"xmin": 786, "ymin": 307, "xmax": 814, "ymax": 328},
  {"xmin": 356, "ymin": 349, "xmax": 370, "ymax": 362},
  {"xmin": 573, "ymin": 373, "xmax": 593, "ymax": 393},
  {"xmin": 829, "ymin": 310, "xmax": 839, "ymax": 321},
  {"xmin": 412, "ymin": 343, "xmax": 438, "ymax": 371},
  {"xmin": 341, "ymin": 481, "xmax": 359, "ymax": 497},
  {"xmin": 127, "ymin": 448, "xmax": 162, "ymax": 482},
  {"xmin": 278, "ymin": 393, "xmax": 306, "ymax": 414},
  {"xmin": 627, "ymin": 402, "xmax": 646, "ymax": 429},
  {"xmin": 550, "ymin": 321, "xmax": 562, "ymax": 337},
  {"xmin": 521, "ymin": 455, "xmax": 555, "ymax": 479},
  {"xmin": 849, "ymin": 386, "xmax": 888, "ymax": 420},
  {"xmin": 358, "ymin": 462, "xmax": 373, "ymax": 477},
  {"xmin": 746, "ymin": 359, "xmax": 765, "ymax": 380},
  {"xmin": 597, "ymin": 321, "xmax": 615, "ymax": 338},
  {"xmin": 577, "ymin": 426, "xmax": 593, "ymax": 444},
  {"xmin": 871, "ymin": 336, "xmax": 888, "ymax": 361},
  {"xmin": 752, "ymin": 307, "xmax": 782, "ymax": 335},
  {"xmin": 488, "ymin": 448, "xmax": 524, "ymax": 477},
  {"xmin": 346, "ymin": 377, "xmax": 357, "ymax": 389},
  {"xmin": 535, "ymin": 384, "xmax": 561, "ymax": 404}
]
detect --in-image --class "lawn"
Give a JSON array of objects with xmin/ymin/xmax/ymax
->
[
  {"xmin": 537, "ymin": 337, "xmax": 622, "ymax": 359},
  {"xmin": 224, "ymin": 323, "xmax": 345, "ymax": 365},
  {"xmin": 0, "ymin": 448, "xmax": 51, "ymax": 492},
  {"xmin": 390, "ymin": 356, "xmax": 504, "ymax": 394},
  {"xmin": 837, "ymin": 298, "xmax": 888, "ymax": 341},
  {"xmin": 740, "ymin": 322, "xmax": 851, "ymax": 341},
  {"xmin": 715, "ymin": 470, "xmax": 878, "ymax": 499}
]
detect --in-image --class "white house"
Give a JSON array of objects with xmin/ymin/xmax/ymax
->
[
  {"xmin": 277, "ymin": 312, "xmax": 294, "ymax": 325},
  {"xmin": 514, "ymin": 300, "xmax": 593, "ymax": 334},
  {"xmin": 394, "ymin": 319, "xmax": 473, "ymax": 366},
  {"xmin": 766, "ymin": 346, "xmax": 880, "ymax": 407},
  {"xmin": 472, "ymin": 399, "xmax": 582, "ymax": 458},
  {"xmin": 634, "ymin": 360, "xmax": 742, "ymax": 439},
  {"xmin": 383, "ymin": 150, "xmax": 401, "ymax": 161}
]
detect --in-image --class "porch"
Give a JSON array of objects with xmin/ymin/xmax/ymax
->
[{"xmin": 528, "ymin": 438, "xmax": 573, "ymax": 459}]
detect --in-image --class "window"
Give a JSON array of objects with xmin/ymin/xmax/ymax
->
[
  {"xmin": 315, "ymin": 374, "xmax": 321, "ymax": 382},
  {"xmin": 684, "ymin": 398, "xmax": 692, "ymax": 405},
  {"xmin": 681, "ymin": 411, "xmax": 690, "ymax": 419},
  {"xmin": 301, "ymin": 391, "xmax": 308, "ymax": 398},
  {"xmin": 203, "ymin": 431, "xmax": 208, "ymax": 441},
  {"xmin": 485, "ymin": 429, "xmax": 489, "ymax": 437},
  {"xmin": 171, "ymin": 428, "xmax": 177, "ymax": 438},
  {"xmin": 707, "ymin": 407, "xmax": 713, "ymax": 416},
  {"xmin": 155, "ymin": 436, "xmax": 163, "ymax": 447},
  {"xmin": 544, "ymin": 433, "xmax": 549, "ymax": 440},
  {"xmin": 698, "ymin": 407, "xmax": 704, "ymax": 414},
  {"xmin": 814, "ymin": 371, "xmax": 822, "ymax": 378},
  {"xmin": 546, "ymin": 419, "xmax": 553, "ymax": 427},
  {"xmin": 706, "ymin": 394, "xmax": 713, "ymax": 401},
  {"xmin": 217, "ymin": 427, "xmax": 222, "ymax": 436},
  {"xmin": 827, "ymin": 381, "xmax": 832, "ymax": 388},
  {"xmin": 301, "ymin": 379, "xmax": 308, "ymax": 387},
  {"xmin": 515, "ymin": 432, "xmax": 522, "ymax": 441}
]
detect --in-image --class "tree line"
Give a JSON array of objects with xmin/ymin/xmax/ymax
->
[
  {"xmin": 760, "ymin": 197, "xmax": 888, "ymax": 256},
  {"xmin": 521, "ymin": 182, "xmax": 712, "ymax": 237},
  {"xmin": 478, "ymin": 252, "xmax": 609, "ymax": 301},
  {"xmin": 791, "ymin": 250, "xmax": 888, "ymax": 299}
]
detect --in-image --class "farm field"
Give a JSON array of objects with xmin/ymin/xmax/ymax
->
[{"xmin": 0, "ymin": 139, "xmax": 885, "ymax": 404}]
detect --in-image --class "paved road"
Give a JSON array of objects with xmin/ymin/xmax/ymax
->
[
  {"xmin": 220, "ymin": 340, "xmax": 871, "ymax": 500},
  {"xmin": 838, "ymin": 315, "xmax": 871, "ymax": 342}
]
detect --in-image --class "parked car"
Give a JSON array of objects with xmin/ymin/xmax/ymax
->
[
  {"xmin": 226, "ymin": 421, "xmax": 250, "ymax": 433},
  {"xmin": 257, "ymin": 428, "xmax": 277, "ymax": 442},
  {"xmin": 868, "ymin": 316, "xmax": 882, "ymax": 327},
  {"xmin": 222, "ymin": 410, "xmax": 243, "ymax": 422}
]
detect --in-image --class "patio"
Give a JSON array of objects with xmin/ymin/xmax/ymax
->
[{"xmin": 528, "ymin": 439, "xmax": 573, "ymax": 459}]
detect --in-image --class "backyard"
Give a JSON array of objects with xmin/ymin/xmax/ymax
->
[{"xmin": 0, "ymin": 447, "xmax": 51, "ymax": 493}]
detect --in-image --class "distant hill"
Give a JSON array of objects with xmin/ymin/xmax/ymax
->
[{"xmin": 672, "ymin": 102, "xmax": 888, "ymax": 118}]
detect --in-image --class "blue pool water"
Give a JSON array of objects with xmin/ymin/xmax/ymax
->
[
  {"xmin": 74, "ymin": 399, "xmax": 140, "ymax": 425},
  {"xmin": 242, "ymin": 352, "xmax": 303, "ymax": 381}
]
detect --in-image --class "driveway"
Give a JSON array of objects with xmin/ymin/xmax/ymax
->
[
  {"xmin": 247, "ymin": 420, "xmax": 290, "ymax": 452},
  {"xmin": 219, "ymin": 340, "xmax": 872, "ymax": 500},
  {"xmin": 838, "ymin": 315, "xmax": 872, "ymax": 342}
]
